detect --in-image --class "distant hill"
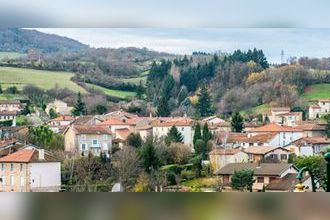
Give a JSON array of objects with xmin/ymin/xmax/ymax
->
[{"xmin": 0, "ymin": 28, "xmax": 88, "ymax": 53}]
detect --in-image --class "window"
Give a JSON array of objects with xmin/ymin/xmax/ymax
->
[
  {"xmin": 93, "ymin": 140, "xmax": 98, "ymax": 145},
  {"xmin": 103, "ymin": 135, "xmax": 108, "ymax": 141},
  {"xmin": 81, "ymin": 144, "xmax": 86, "ymax": 151},
  {"xmin": 20, "ymin": 164, "xmax": 23, "ymax": 172},
  {"xmin": 181, "ymin": 127, "xmax": 184, "ymax": 131},
  {"xmin": 20, "ymin": 176, "xmax": 24, "ymax": 187},
  {"xmin": 10, "ymin": 164, "xmax": 14, "ymax": 172},
  {"xmin": 280, "ymin": 154, "xmax": 288, "ymax": 160},
  {"xmin": 0, "ymin": 176, "xmax": 4, "ymax": 185},
  {"xmin": 1, "ymin": 163, "xmax": 4, "ymax": 171},
  {"xmin": 257, "ymin": 177, "xmax": 264, "ymax": 183},
  {"xmin": 10, "ymin": 175, "xmax": 14, "ymax": 186}
]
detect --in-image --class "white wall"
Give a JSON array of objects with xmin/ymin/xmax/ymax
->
[
  {"xmin": 269, "ymin": 132, "xmax": 303, "ymax": 147},
  {"xmin": 29, "ymin": 162, "xmax": 61, "ymax": 192}
]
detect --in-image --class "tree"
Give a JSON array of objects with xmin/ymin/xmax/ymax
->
[
  {"xmin": 325, "ymin": 114, "xmax": 330, "ymax": 138},
  {"xmin": 94, "ymin": 104, "xmax": 107, "ymax": 114},
  {"xmin": 197, "ymin": 85, "xmax": 214, "ymax": 117},
  {"xmin": 231, "ymin": 169, "xmax": 255, "ymax": 192},
  {"xmin": 127, "ymin": 133, "xmax": 142, "ymax": 148},
  {"xmin": 134, "ymin": 172, "xmax": 151, "ymax": 192},
  {"xmin": 231, "ymin": 112, "xmax": 244, "ymax": 132},
  {"xmin": 202, "ymin": 123, "xmax": 212, "ymax": 144},
  {"xmin": 136, "ymin": 80, "xmax": 145, "ymax": 99},
  {"xmin": 193, "ymin": 123, "xmax": 202, "ymax": 145},
  {"xmin": 72, "ymin": 92, "xmax": 87, "ymax": 116},
  {"xmin": 164, "ymin": 126, "xmax": 183, "ymax": 146},
  {"xmin": 0, "ymin": 84, "xmax": 2, "ymax": 94},
  {"xmin": 139, "ymin": 138, "xmax": 160, "ymax": 173},
  {"xmin": 157, "ymin": 95, "xmax": 170, "ymax": 117},
  {"xmin": 28, "ymin": 125, "xmax": 54, "ymax": 149},
  {"xmin": 49, "ymin": 108, "xmax": 58, "ymax": 119},
  {"xmin": 168, "ymin": 143, "xmax": 192, "ymax": 164}
]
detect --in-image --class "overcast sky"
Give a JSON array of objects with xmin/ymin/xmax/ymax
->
[{"xmin": 34, "ymin": 28, "xmax": 330, "ymax": 63}]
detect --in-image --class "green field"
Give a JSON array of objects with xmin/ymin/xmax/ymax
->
[
  {"xmin": 0, "ymin": 52, "xmax": 23, "ymax": 60},
  {"xmin": 0, "ymin": 67, "xmax": 87, "ymax": 93},
  {"xmin": 86, "ymin": 83, "xmax": 136, "ymax": 99},
  {"xmin": 303, "ymin": 83, "xmax": 330, "ymax": 101},
  {"xmin": 121, "ymin": 70, "xmax": 149, "ymax": 85}
]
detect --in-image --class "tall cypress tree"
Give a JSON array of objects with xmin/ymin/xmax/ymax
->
[
  {"xmin": 197, "ymin": 85, "xmax": 213, "ymax": 117},
  {"xmin": 193, "ymin": 123, "xmax": 202, "ymax": 145},
  {"xmin": 157, "ymin": 95, "xmax": 170, "ymax": 117},
  {"xmin": 72, "ymin": 92, "xmax": 87, "ymax": 116},
  {"xmin": 231, "ymin": 112, "xmax": 244, "ymax": 132},
  {"xmin": 202, "ymin": 123, "xmax": 212, "ymax": 143}
]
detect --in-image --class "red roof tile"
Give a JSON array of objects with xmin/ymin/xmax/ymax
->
[{"xmin": 250, "ymin": 123, "xmax": 302, "ymax": 132}]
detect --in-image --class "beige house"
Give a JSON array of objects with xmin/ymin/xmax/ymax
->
[
  {"xmin": 286, "ymin": 137, "xmax": 330, "ymax": 156},
  {"xmin": 0, "ymin": 148, "xmax": 61, "ymax": 192},
  {"xmin": 64, "ymin": 125, "xmax": 112, "ymax": 157},
  {"xmin": 46, "ymin": 99, "xmax": 71, "ymax": 116},
  {"xmin": 263, "ymin": 107, "xmax": 302, "ymax": 126},
  {"xmin": 209, "ymin": 148, "xmax": 248, "ymax": 173},
  {"xmin": 0, "ymin": 111, "xmax": 17, "ymax": 126},
  {"xmin": 294, "ymin": 121, "xmax": 326, "ymax": 137},
  {"xmin": 243, "ymin": 146, "xmax": 291, "ymax": 163},
  {"xmin": 309, "ymin": 99, "xmax": 330, "ymax": 119},
  {"xmin": 48, "ymin": 115, "xmax": 75, "ymax": 133}
]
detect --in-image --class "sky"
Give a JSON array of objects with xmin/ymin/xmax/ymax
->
[{"xmin": 34, "ymin": 28, "xmax": 330, "ymax": 63}]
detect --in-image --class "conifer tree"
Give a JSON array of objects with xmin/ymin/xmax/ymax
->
[
  {"xmin": 157, "ymin": 95, "xmax": 170, "ymax": 117},
  {"xmin": 72, "ymin": 92, "xmax": 87, "ymax": 116},
  {"xmin": 165, "ymin": 126, "xmax": 183, "ymax": 146},
  {"xmin": 231, "ymin": 112, "xmax": 244, "ymax": 132},
  {"xmin": 197, "ymin": 85, "xmax": 213, "ymax": 117},
  {"xmin": 202, "ymin": 123, "xmax": 212, "ymax": 143},
  {"xmin": 193, "ymin": 123, "xmax": 202, "ymax": 145}
]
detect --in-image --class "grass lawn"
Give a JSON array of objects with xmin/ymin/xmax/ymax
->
[
  {"xmin": 0, "ymin": 93, "xmax": 27, "ymax": 100},
  {"xmin": 86, "ymin": 83, "xmax": 136, "ymax": 99},
  {"xmin": 0, "ymin": 67, "xmax": 87, "ymax": 93},
  {"xmin": 181, "ymin": 177, "xmax": 218, "ymax": 188},
  {"xmin": 302, "ymin": 83, "xmax": 330, "ymax": 101},
  {"xmin": 120, "ymin": 70, "xmax": 149, "ymax": 85},
  {"xmin": 0, "ymin": 52, "xmax": 23, "ymax": 60},
  {"xmin": 241, "ymin": 104, "xmax": 271, "ymax": 117}
]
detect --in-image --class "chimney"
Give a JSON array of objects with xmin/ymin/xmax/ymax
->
[{"xmin": 38, "ymin": 149, "xmax": 45, "ymax": 160}]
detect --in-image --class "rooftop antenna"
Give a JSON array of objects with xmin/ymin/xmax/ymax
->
[{"xmin": 281, "ymin": 50, "xmax": 285, "ymax": 64}]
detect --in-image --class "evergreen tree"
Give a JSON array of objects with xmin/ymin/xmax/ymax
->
[
  {"xmin": 127, "ymin": 133, "xmax": 143, "ymax": 148},
  {"xmin": 165, "ymin": 126, "xmax": 183, "ymax": 146},
  {"xmin": 231, "ymin": 112, "xmax": 244, "ymax": 132},
  {"xmin": 49, "ymin": 108, "xmax": 58, "ymax": 119},
  {"xmin": 72, "ymin": 92, "xmax": 87, "ymax": 116},
  {"xmin": 326, "ymin": 115, "xmax": 330, "ymax": 138},
  {"xmin": 140, "ymin": 138, "xmax": 160, "ymax": 173},
  {"xmin": 0, "ymin": 84, "xmax": 2, "ymax": 94},
  {"xmin": 157, "ymin": 96, "xmax": 170, "ymax": 117},
  {"xmin": 231, "ymin": 169, "xmax": 255, "ymax": 192},
  {"xmin": 136, "ymin": 80, "xmax": 145, "ymax": 99},
  {"xmin": 197, "ymin": 85, "xmax": 213, "ymax": 117},
  {"xmin": 193, "ymin": 123, "xmax": 202, "ymax": 145},
  {"xmin": 202, "ymin": 123, "xmax": 212, "ymax": 144}
]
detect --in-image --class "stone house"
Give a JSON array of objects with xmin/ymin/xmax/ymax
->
[
  {"xmin": 209, "ymin": 148, "xmax": 248, "ymax": 173},
  {"xmin": 309, "ymin": 99, "xmax": 330, "ymax": 119},
  {"xmin": 45, "ymin": 99, "xmax": 71, "ymax": 116}
]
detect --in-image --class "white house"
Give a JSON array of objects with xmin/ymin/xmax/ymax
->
[
  {"xmin": 202, "ymin": 116, "xmax": 225, "ymax": 126},
  {"xmin": 209, "ymin": 148, "xmax": 249, "ymax": 172},
  {"xmin": 247, "ymin": 123, "xmax": 303, "ymax": 147},
  {"xmin": 0, "ymin": 148, "xmax": 61, "ymax": 192},
  {"xmin": 0, "ymin": 100, "xmax": 24, "ymax": 112},
  {"xmin": 151, "ymin": 117, "xmax": 194, "ymax": 147},
  {"xmin": 48, "ymin": 115, "xmax": 75, "ymax": 133},
  {"xmin": 0, "ymin": 111, "xmax": 17, "ymax": 126},
  {"xmin": 285, "ymin": 137, "xmax": 330, "ymax": 156},
  {"xmin": 309, "ymin": 99, "xmax": 330, "ymax": 119}
]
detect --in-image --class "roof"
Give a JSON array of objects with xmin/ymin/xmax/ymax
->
[
  {"xmin": 0, "ymin": 139, "xmax": 16, "ymax": 148},
  {"xmin": 309, "ymin": 104, "xmax": 321, "ymax": 109},
  {"xmin": 51, "ymin": 115, "xmax": 75, "ymax": 121},
  {"xmin": 291, "ymin": 137, "xmax": 330, "ymax": 145},
  {"xmin": 249, "ymin": 123, "xmax": 302, "ymax": 132},
  {"xmin": 72, "ymin": 115, "xmax": 96, "ymax": 125},
  {"xmin": 115, "ymin": 128, "xmax": 131, "ymax": 140},
  {"xmin": 209, "ymin": 148, "xmax": 244, "ymax": 156},
  {"xmin": 294, "ymin": 122, "xmax": 325, "ymax": 131},
  {"xmin": 242, "ymin": 133, "xmax": 277, "ymax": 143},
  {"xmin": 0, "ymin": 149, "xmax": 57, "ymax": 163},
  {"xmin": 100, "ymin": 118, "xmax": 137, "ymax": 126},
  {"xmin": 151, "ymin": 117, "xmax": 193, "ymax": 127},
  {"xmin": 244, "ymin": 146, "xmax": 289, "ymax": 155},
  {"xmin": 0, "ymin": 110, "xmax": 17, "ymax": 116},
  {"xmin": 318, "ymin": 99, "xmax": 330, "ymax": 103},
  {"xmin": 266, "ymin": 173, "xmax": 309, "ymax": 191},
  {"xmin": 73, "ymin": 125, "xmax": 112, "ymax": 135},
  {"xmin": 276, "ymin": 112, "xmax": 302, "ymax": 117},
  {"xmin": 104, "ymin": 110, "xmax": 138, "ymax": 119},
  {"xmin": 0, "ymin": 100, "xmax": 21, "ymax": 104},
  {"xmin": 216, "ymin": 132, "xmax": 248, "ymax": 144},
  {"xmin": 216, "ymin": 163, "xmax": 295, "ymax": 176},
  {"xmin": 271, "ymin": 107, "xmax": 291, "ymax": 112}
]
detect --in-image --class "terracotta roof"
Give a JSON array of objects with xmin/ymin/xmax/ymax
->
[
  {"xmin": 0, "ymin": 139, "xmax": 16, "ymax": 148},
  {"xmin": 216, "ymin": 163, "xmax": 295, "ymax": 176},
  {"xmin": 294, "ymin": 123, "xmax": 325, "ymax": 131},
  {"xmin": 72, "ymin": 116, "xmax": 96, "ymax": 125},
  {"xmin": 292, "ymin": 137, "xmax": 330, "ymax": 145},
  {"xmin": 318, "ymin": 99, "xmax": 330, "ymax": 102},
  {"xmin": 115, "ymin": 128, "xmax": 131, "ymax": 140},
  {"xmin": 266, "ymin": 173, "xmax": 309, "ymax": 191},
  {"xmin": 73, "ymin": 125, "xmax": 112, "ymax": 135},
  {"xmin": 151, "ymin": 117, "xmax": 193, "ymax": 127},
  {"xmin": 309, "ymin": 105, "xmax": 321, "ymax": 109},
  {"xmin": 100, "ymin": 118, "xmax": 137, "ymax": 126},
  {"xmin": 51, "ymin": 115, "xmax": 75, "ymax": 121},
  {"xmin": 210, "ymin": 148, "xmax": 243, "ymax": 155},
  {"xmin": 0, "ymin": 149, "xmax": 57, "ymax": 163},
  {"xmin": 249, "ymin": 123, "xmax": 302, "ymax": 132},
  {"xmin": 216, "ymin": 132, "xmax": 248, "ymax": 144},
  {"xmin": 244, "ymin": 146, "xmax": 289, "ymax": 155},
  {"xmin": 0, "ymin": 110, "xmax": 17, "ymax": 116}
]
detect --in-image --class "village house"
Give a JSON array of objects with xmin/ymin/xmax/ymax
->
[
  {"xmin": 48, "ymin": 115, "xmax": 75, "ymax": 133},
  {"xmin": 0, "ymin": 126, "xmax": 28, "ymax": 141},
  {"xmin": 0, "ymin": 100, "xmax": 25, "ymax": 112},
  {"xmin": 151, "ymin": 117, "xmax": 194, "ymax": 147},
  {"xmin": 64, "ymin": 125, "xmax": 112, "ymax": 157},
  {"xmin": 243, "ymin": 146, "xmax": 291, "ymax": 163},
  {"xmin": 294, "ymin": 121, "xmax": 326, "ymax": 137},
  {"xmin": 209, "ymin": 148, "xmax": 248, "ymax": 172},
  {"xmin": 285, "ymin": 137, "xmax": 330, "ymax": 156},
  {"xmin": 215, "ymin": 132, "xmax": 248, "ymax": 148},
  {"xmin": 309, "ymin": 99, "xmax": 330, "ymax": 119},
  {"xmin": 0, "ymin": 111, "xmax": 17, "ymax": 126},
  {"xmin": 239, "ymin": 133, "xmax": 277, "ymax": 148},
  {"xmin": 72, "ymin": 115, "xmax": 103, "ymax": 126},
  {"xmin": 263, "ymin": 107, "xmax": 303, "ymax": 126},
  {"xmin": 0, "ymin": 148, "xmax": 61, "ymax": 192},
  {"xmin": 247, "ymin": 123, "xmax": 303, "ymax": 147},
  {"xmin": 45, "ymin": 99, "xmax": 71, "ymax": 116},
  {"xmin": 216, "ymin": 163, "xmax": 311, "ymax": 192},
  {"xmin": 202, "ymin": 116, "xmax": 225, "ymax": 126}
]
